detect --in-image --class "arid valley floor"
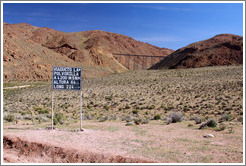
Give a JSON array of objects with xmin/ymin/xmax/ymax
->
[{"xmin": 3, "ymin": 65, "xmax": 244, "ymax": 163}]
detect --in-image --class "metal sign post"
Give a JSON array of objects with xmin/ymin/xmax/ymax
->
[
  {"xmin": 80, "ymin": 90, "xmax": 83, "ymax": 131},
  {"xmin": 52, "ymin": 66, "xmax": 82, "ymax": 131},
  {"xmin": 51, "ymin": 91, "xmax": 54, "ymax": 129}
]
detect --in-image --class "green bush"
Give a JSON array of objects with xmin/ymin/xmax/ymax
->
[
  {"xmin": 104, "ymin": 105, "xmax": 110, "ymax": 110},
  {"xmin": 125, "ymin": 105, "xmax": 130, "ymax": 109},
  {"xmin": 34, "ymin": 107, "xmax": 49, "ymax": 114},
  {"xmin": 147, "ymin": 105, "xmax": 155, "ymax": 110},
  {"xmin": 132, "ymin": 109, "xmax": 139, "ymax": 114},
  {"xmin": 154, "ymin": 114, "xmax": 161, "ymax": 120},
  {"xmin": 53, "ymin": 113, "xmax": 65, "ymax": 125},
  {"xmin": 53, "ymin": 117, "xmax": 59, "ymax": 125},
  {"xmin": 5, "ymin": 114, "xmax": 15, "ymax": 122}
]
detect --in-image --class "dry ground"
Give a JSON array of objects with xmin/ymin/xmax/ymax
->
[
  {"xmin": 3, "ymin": 65, "xmax": 244, "ymax": 163},
  {"xmin": 3, "ymin": 120, "xmax": 243, "ymax": 163}
]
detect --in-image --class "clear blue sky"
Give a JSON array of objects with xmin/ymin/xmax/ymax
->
[{"xmin": 3, "ymin": 2, "xmax": 244, "ymax": 50}]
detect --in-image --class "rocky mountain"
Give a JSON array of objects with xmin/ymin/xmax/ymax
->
[
  {"xmin": 3, "ymin": 23, "xmax": 173, "ymax": 81},
  {"xmin": 150, "ymin": 34, "xmax": 243, "ymax": 69}
]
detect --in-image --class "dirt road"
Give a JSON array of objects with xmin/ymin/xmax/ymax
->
[{"xmin": 3, "ymin": 121, "xmax": 243, "ymax": 163}]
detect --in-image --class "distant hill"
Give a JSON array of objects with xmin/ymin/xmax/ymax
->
[
  {"xmin": 150, "ymin": 34, "xmax": 243, "ymax": 69},
  {"xmin": 3, "ymin": 23, "xmax": 173, "ymax": 81}
]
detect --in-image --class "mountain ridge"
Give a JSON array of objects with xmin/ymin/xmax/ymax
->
[
  {"xmin": 150, "ymin": 33, "xmax": 243, "ymax": 69},
  {"xmin": 3, "ymin": 22, "xmax": 173, "ymax": 81}
]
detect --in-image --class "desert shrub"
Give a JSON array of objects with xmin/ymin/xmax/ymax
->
[
  {"xmin": 103, "ymin": 105, "xmax": 110, "ymax": 111},
  {"xmin": 166, "ymin": 111, "xmax": 183, "ymax": 124},
  {"xmin": 121, "ymin": 115, "xmax": 133, "ymax": 122},
  {"xmin": 199, "ymin": 119, "xmax": 217, "ymax": 129},
  {"xmin": 107, "ymin": 115, "xmax": 117, "ymax": 121},
  {"xmin": 206, "ymin": 119, "xmax": 217, "ymax": 127},
  {"xmin": 53, "ymin": 117, "xmax": 59, "ymax": 125},
  {"xmin": 125, "ymin": 105, "xmax": 130, "ymax": 109},
  {"xmin": 224, "ymin": 107, "xmax": 232, "ymax": 111},
  {"xmin": 83, "ymin": 114, "xmax": 93, "ymax": 120},
  {"xmin": 87, "ymin": 105, "xmax": 92, "ymax": 109},
  {"xmin": 105, "ymin": 95, "xmax": 113, "ymax": 101},
  {"xmin": 46, "ymin": 114, "xmax": 52, "ymax": 119},
  {"xmin": 61, "ymin": 103, "xmax": 69, "ymax": 109},
  {"xmin": 34, "ymin": 107, "xmax": 49, "ymax": 114},
  {"xmin": 133, "ymin": 118, "xmax": 141, "ymax": 125},
  {"xmin": 147, "ymin": 105, "xmax": 155, "ymax": 110},
  {"xmin": 215, "ymin": 123, "xmax": 226, "ymax": 131},
  {"xmin": 153, "ymin": 114, "xmax": 161, "ymax": 120},
  {"xmin": 23, "ymin": 114, "xmax": 32, "ymax": 120},
  {"xmin": 35, "ymin": 115, "xmax": 48, "ymax": 122},
  {"xmin": 228, "ymin": 126, "xmax": 234, "ymax": 134},
  {"xmin": 4, "ymin": 114, "xmax": 15, "ymax": 122},
  {"xmin": 132, "ymin": 117, "xmax": 149, "ymax": 125},
  {"xmin": 141, "ymin": 118, "xmax": 150, "ymax": 124},
  {"xmin": 98, "ymin": 116, "xmax": 108, "ymax": 122},
  {"xmin": 132, "ymin": 109, "xmax": 139, "ymax": 114},
  {"xmin": 194, "ymin": 117, "xmax": 202, "ymax": 124},
  {"xmin": 15, "ymin": 114, "xmax": 23, "ymax": 120},
  {"xmin": 219, "ymin": 114, "xmax": 233, "ymax": 122},
  {"xmin": 168, "ymin": 106, "xmax": 174, "ymax": 110},
  {"xmin": 190, "ymin": 115, "xmax": 202, "ymax": 124},
  {"xmin": 183, "ymin": 106, "xmax": 190, "ymax": 112},
  {"xmin": 237, "ymin": 116, "xmax": 243, "ymax": 122},
  {"xmin": 54, "ymin": 113, "xmax": 65, "ymax": 124},
  {"xmin": 21, "ymin": 111, "xmax": 27, "ymax": 115}
]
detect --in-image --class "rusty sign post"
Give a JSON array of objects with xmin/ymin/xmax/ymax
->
[{"xmin": 52, "ymin": 66, "xmax": 82, "ymax": 131}]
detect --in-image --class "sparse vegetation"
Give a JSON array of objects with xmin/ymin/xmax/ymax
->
[
  {"xmin": 2, "ymin": 65, "xmax": 244, "ymax": 164},
  {"xmin": 3, "ymin": 66, "xmax": 243, "ymax": 128}
]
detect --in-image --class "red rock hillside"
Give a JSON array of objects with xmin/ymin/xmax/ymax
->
[
  {"xmin": 150, "ymin": 34, "xmax": 243, "ymax": 69},
  {"xmin": 3, "ymin": 23, "xmax": 174, "ymax": 81}
]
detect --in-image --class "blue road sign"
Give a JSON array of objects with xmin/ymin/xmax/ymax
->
[{"xmin": 52, "ymin": 67, "xmax": 82, "ymax": 90}]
